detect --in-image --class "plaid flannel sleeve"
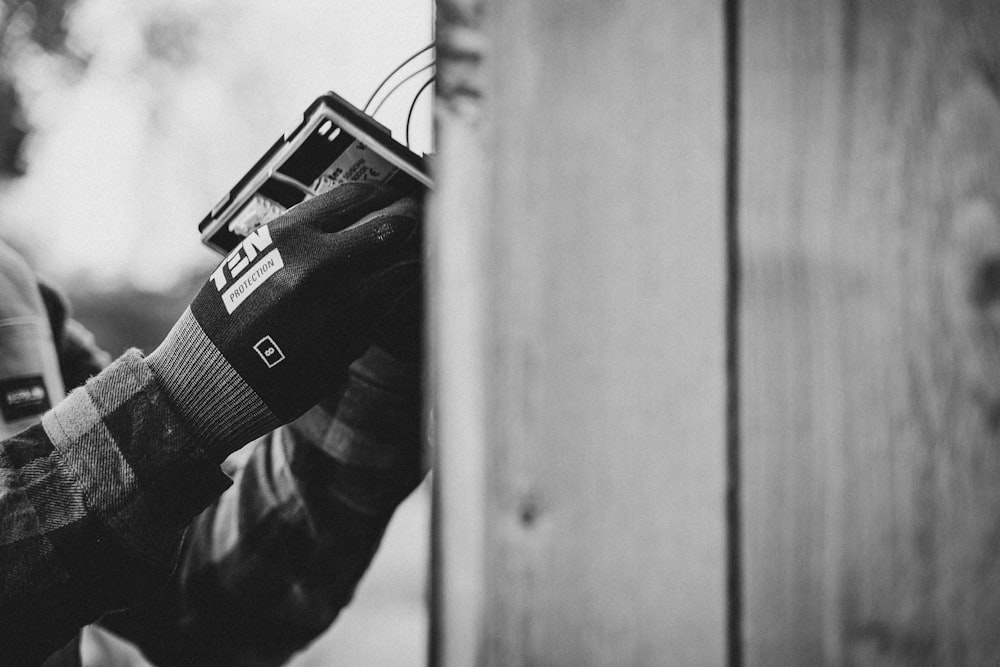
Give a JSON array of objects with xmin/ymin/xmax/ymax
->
[
  {"xmin": 98, "ymin": 346, "xmax": 426, "ymax": 667},
  {"xmin": 0, "ymin": 350, "xmax": 232, "ymax": 666}
]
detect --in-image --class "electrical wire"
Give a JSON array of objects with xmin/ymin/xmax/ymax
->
[
  {"xmin": 269, "ymin": 171, "xmax": 320, "ymax": 198},
  {"xmin": 363, "ymin": 42, "xmax": 435, "ymax": 113},
  {"xmin": 405, "ymin": 76, "xmax": 435, "ymax": 148},
  {"xmin": 369, "ymin": 61, "xmax": 436, "ymax": 118}
]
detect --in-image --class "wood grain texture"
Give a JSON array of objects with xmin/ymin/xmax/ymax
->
[
  {"xmin": 740, "ymin": 1, "xmax": 1000, "ymax": 664},
  {"xmin": 431, "ymin": 1, "xmax": 729, "ymax": 665}
]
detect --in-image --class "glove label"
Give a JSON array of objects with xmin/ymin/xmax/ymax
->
[
  {"xmin": 253, "ymin": 335, "xmax": 286, "ymax": 367},
  {"xmin": 209, "ymin": 226, "xmax": 285, "ymax": 314}
]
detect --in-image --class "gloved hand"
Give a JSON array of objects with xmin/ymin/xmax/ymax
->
[
  {"xmin": 289, "ymin": 249, "xmax": 426, "ymax": 517},
  {"xmin": 146, "ymin": 182, "xmax": 421, "ymax": 461}
]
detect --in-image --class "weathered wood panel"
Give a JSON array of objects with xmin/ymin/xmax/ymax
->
[
  {"xmin": 431, "ymin": 0, "xmax": 729, "ymax": 665},
  {"xmin": 740, "ymin": 1, "xmax": 1000, "ymax": 663},
  {"xmin": 429, "ymin": 2, "xmax": 491, "ymax": 665}
]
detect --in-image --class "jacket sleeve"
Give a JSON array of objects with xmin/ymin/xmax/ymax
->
[
  {"xmin": 98, "ymin": 346, "xmax": 427, "ymax": 667},
  {"xmin": 0, "ymin": 351, "xmax": 233, "ymax": 667},
  {"xmin": 36, "ymin": 279, "xmax": 111, "ymax": 390}
]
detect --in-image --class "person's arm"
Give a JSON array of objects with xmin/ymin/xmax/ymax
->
[
  {"xmin": 0, "ymin": 352, "xmax": 234, "ymax": 665},
  {"xmin": 100, "ymin": 345, "xmax": 426, "ymax": 666},
  {"xmin": 0, "ymin": 183, "xmax": 420, "ymax": 665}
]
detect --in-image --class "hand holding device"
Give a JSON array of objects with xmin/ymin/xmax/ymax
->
[
  {"xmin": 148, "ymin": 182, "xmax": 421, "ymax": 460},
  {"xmin": 199, "ymin": 91, "xmax": 431, "ymax": 255}
]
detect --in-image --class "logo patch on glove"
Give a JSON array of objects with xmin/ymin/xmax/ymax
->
[
  {"xmin": 210, "ymin": 225, "xmax": 284, "ymax": 314},
  {"xmin": 254, "ymin": 335, "xmax": 285, "ymax": 368}
]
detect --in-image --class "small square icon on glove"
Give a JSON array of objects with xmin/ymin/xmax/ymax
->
[{"xmin": 254, "ymin": 336, "xmax": 285, "ymax": 368}]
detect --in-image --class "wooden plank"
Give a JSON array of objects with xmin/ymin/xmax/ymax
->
[
  {"xmin": 429, "ymin": 2, "xmax": 491, "ymax": 665},
  {"xmin": 431, "ymin": 1, "xmax": 729, "ymax": 665},
  {"xmin": 740, "ymin": 1, "xmax": 1000, "ymax": 663}
]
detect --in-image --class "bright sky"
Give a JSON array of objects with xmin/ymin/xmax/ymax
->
[{"xmin": 0, "ymin": 0, "xmax": 433, "ymax": 289}]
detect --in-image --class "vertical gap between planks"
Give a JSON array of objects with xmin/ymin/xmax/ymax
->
[
  {"xmin": 429, "ymin": 470, "xmax": 442, "ymax": 666},
  {"xmin": 724, "ymin": 0, "xmax": 744, "ymax": 665}
]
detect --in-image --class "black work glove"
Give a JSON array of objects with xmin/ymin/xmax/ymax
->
[
  {"xmin": 146, "ymin": 182, "xmax": 421, "ymax": 461},
  {"xmin": 288, "ymin": 233, "xmax": 427, "ymax": 515}
]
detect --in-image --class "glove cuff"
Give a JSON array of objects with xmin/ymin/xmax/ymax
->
[{"xmin": 145, "ymin": 308, "xmax": 279, "ymax": 461}]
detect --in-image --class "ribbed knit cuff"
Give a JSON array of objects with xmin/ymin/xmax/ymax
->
[{"xmin": 145, "ymin": 308, "xmax": 279, "ymax": 462}]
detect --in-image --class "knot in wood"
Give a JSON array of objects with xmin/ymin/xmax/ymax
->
[{"xmin": 970, "ymin": 255, "xmax": 1000, "ymax": 308}]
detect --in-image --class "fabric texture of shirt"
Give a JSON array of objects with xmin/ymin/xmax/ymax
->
[
  {"xmin": 0, "ymin": 254, "xmax": 424, "ymax": 667},
  {"xmin": 101, "ymin": 346, "xmax": 425, "ymax": 666}
]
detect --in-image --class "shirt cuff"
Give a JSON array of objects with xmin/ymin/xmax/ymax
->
[{"xmin": 42, "ymin": 349, "xmax": 233, "ymax": 567}]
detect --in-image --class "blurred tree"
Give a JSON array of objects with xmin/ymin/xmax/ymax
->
[
  {"xmin": 0, "ymin": 1, "xmax": 211, "ymax": 351},
  {"xmin": 0, "ymin": 0, "xmax": 85, "ymax": 177},
  {"xmin": 0, "ymin": 78, "xmax": 26, "ymax": 175}
]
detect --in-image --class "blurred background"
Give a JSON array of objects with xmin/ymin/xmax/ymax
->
[{"xmin": 0, "ymin": 0, "xmax": 432, "ymax": 664}]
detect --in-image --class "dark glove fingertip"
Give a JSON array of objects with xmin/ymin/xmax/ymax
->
[{"xmin": 274, "ymin": 182, "xmax": 404, "ymax": 234}]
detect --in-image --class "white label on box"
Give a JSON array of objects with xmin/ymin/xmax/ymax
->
[{"xmin": 313, "ymin": 140, "xmax": 400, "ymax": 192}]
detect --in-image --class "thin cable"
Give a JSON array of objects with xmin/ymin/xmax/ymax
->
[
  {"xmin": 406, "ymin": 76, "xmax": 435, "ymax": 148},
  {"xmin": 370, "ymin": 61, "xmax": 436, "ymax": 118},
  {"xmin": 364, "ymin": 42, "xmax": 435, "ymax": 113},
  {"xmin": 269, "ymin": 171, "xmax": 320, "ymax": 198}
]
